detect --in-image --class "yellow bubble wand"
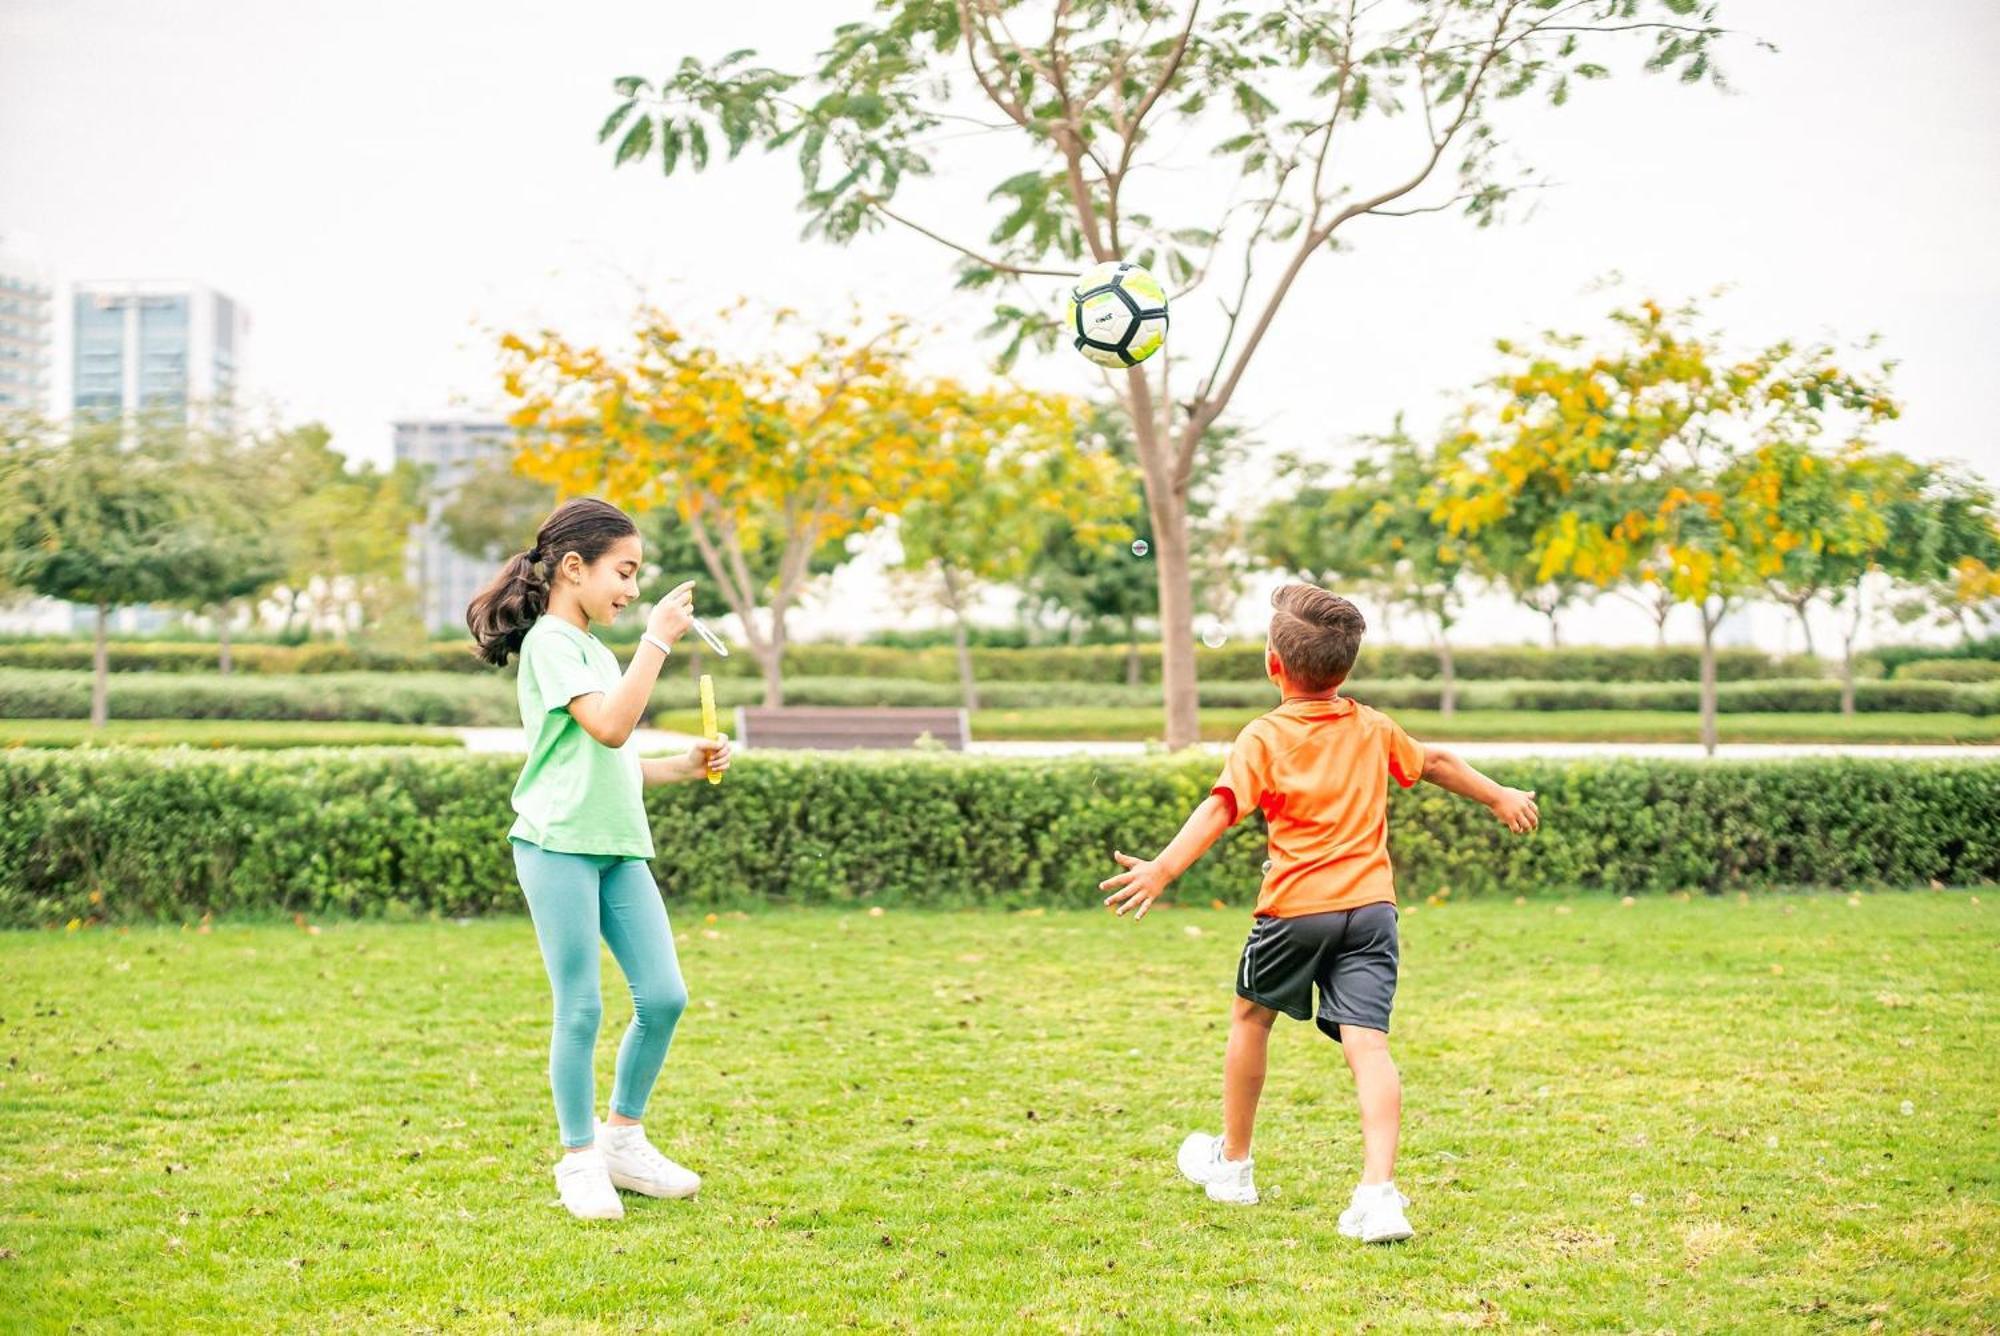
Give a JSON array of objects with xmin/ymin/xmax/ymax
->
[{"xmin": 699, "ymin": 674, "xmax": 722, "ymax": 785}]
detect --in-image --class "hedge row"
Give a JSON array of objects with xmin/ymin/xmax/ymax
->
[
  {"xmin": 1896, "ymin": 659, "xmax": 2000, "ymax": 683},
  {"xmin": 2, "ymin": 751, "xmax": 1993, "ymax": 926},
  {"xmin": 4, "ymin": 668, "xmax": 1994, "ymax": 726},
  {"xmin": 0, "ymin": 638, "xmax": 1834, "ymax": 684}
]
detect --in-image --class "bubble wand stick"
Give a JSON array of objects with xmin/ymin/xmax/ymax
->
[{"xmin": 699, "ymin": 675, "xmax": 723, "ymax": 785}]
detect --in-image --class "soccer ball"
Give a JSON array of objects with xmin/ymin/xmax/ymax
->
[{"xmin": 1065, "ymin": 260, "xmax": 1169, "ymax": 369}]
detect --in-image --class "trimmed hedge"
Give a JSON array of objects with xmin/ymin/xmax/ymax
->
[
  {"xmin": 1895, "ymin": 659, "xmax": 2000, "ymax": 684},
  {"xmin": 4, "ymin": 669, "xmax": 1993, "ymax": 725},
  {"xmin": 0, "ymin": 638, "xmax": 1832, "ymax": 684},
  {"xmin": 2, "ymin": 751, "xmax": 1993, "ymax": 926}
]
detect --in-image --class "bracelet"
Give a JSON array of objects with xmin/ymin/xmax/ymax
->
[{"xmin": 641, "ymin": 633, "xmax": 673, "ymax": 658}]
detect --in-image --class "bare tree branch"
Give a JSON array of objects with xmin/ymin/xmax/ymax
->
[{"xmin": 861, "ymin": 199, "xmax": 1075, "ymax": 277}]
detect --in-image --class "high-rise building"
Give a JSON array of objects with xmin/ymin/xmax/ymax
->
[
  {"xmin": 71, "ymin": 281, "xmax": 247, "ymax": 426},
  {"xmin": 0, "ymin": 247, "xmax": 54, "ymax": 413},
  {"xmin": 393, "ymin": 416, "xmax": 517, "ymax": 632}
]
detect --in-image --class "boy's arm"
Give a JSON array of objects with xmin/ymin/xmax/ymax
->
[
  {"xmin": 1100, "ymin": 793, "xmax": 1235, "ymax": 921},
  {"xmin": 1420, "ymin": 746, "xmax": 1539, "ymax": 834}
]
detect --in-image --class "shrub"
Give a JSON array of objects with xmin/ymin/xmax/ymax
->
[
  {"xmin": 2, "ymin": 751, "xmax": 1992, "ymax": 926},
  {"xmin": 1894, "ymin": 659, "xmax": 2000, "ymax": 684}
]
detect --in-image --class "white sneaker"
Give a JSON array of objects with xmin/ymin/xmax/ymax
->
[
  {"xmin": 553, "ymin": 1148, "xmax": 624, "ymax": 1220},
  {"xmin": 1339, "ymin": 1182, "xmax": 1413, "ymax": 1243},
  {"xmin": 1176, "ymin": 1132, "xmax": 1258, "ymax": 1205},
  {"xmin": 598, "ymin": 1120, "xmax": 701, "ymax": 1199}
]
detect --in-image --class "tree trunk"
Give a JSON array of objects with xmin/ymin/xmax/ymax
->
[
  {"xmin": 1151, "ymin": 500, "xmax": 1199, "ymax": 749},
  {"xmin": 218, "ymin": 600, "xmax": 234, "ymax": 676},
  {"xmin": 941, "ymin": 566, "xmax": 979, "ymax": 712},
  {"xmin": 760, "ymin": 639, "xmax": 785, "ymax": 708},
  {"xmin": 1124, "ymin": 615, "xmax": 1142, "ymax": 687},
  {"xmin": 1437, "ymin": 631, "xmax": 1457, "ymax": 720},
  {"xmin": 1840, "ymin": 588, "xmax": 1865, "ymax": 717},
  {"xmin": 1546, "ymin": 609, "xmax": 1561, "ymax": 649},
  {"xmin": 1794, "ymin": 600, "xmax": 1816, "ymax": 659},
  {"xmin": 1699, "ymin": 602, "xmax": 1721, "ymax": 756},
  {"xmin": 92, "ymin": 602, "xmax": 110, "ymax": 729}
]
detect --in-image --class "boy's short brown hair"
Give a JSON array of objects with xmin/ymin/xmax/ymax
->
[{"xmin": 1268, "ymin": 584, "xmax": 1366, "ymax": 691}]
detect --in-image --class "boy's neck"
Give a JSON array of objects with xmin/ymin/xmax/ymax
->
[{"xmin": 1278, "ymin": 685, "xmax": 1343, "ymax": 704}]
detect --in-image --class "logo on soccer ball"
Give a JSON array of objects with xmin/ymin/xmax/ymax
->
[{"xmin": 1065, "ymin": 260, "xmax": 1169, "ymax": 369}]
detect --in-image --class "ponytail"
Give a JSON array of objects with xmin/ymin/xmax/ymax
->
[
  {"xmin": 464, "ymin": 496, "xmax": 638, "ymax": 667},
  {"xmin": 466, "ymin": 548, "xmax": 551, "ymax": 667}
]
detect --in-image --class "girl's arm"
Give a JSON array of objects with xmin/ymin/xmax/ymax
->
[
  {"xmin": 567, "ymin": 583, "xmax": 694, "ymax": 748},
  {"xmin": 1421, "ymin": 746, "xmax": 1539, "ymax": 833},
  {"xmin": 640, "ymin": 734, "xmax": 732, "ymax": 786},
  {"xmin": 1099, "ymin": 793, "xmax": 1236, "ymax": 920}
]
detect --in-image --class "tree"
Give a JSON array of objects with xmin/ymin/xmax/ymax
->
[
  {"xmin": 438, "ymin": 452, "xmax": 557, "ymax": 561},
  {"xmin": 595, "ymin": 0, "xmax": 1743, "ymax": 748},
  {"xmin": 1884, "ymin": 467, "xmax": 2000, "ymax": 646},
  {"xmin": 1255, "ymin": 433, "xmax": 1472, "ymax": 713},
  {"xmin": 1437, "ymin": 298, "xmax": 1897, "ymax": 752},
  {"xmin": 0, "ymin": 416, "xmax": 220, "ymax": 726},
  {"xmin": 168, "ymin": 429, "xmax": 289, "ymax": 674},
  {"xmin": 894, "ymin": 391, "xmax": 1133, "ymax": 707},
  {"xmin": 501, "ymin": 310, "xmax": 1056, "ymax": 705}
]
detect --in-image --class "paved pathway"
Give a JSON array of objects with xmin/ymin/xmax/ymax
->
[{"xmin": 455, "ymin": 727, "xmax": 1997, "ymax": 762}]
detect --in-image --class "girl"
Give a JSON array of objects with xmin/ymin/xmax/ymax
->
[{"xmin": 466, "ymin": 496, "xmax": 731, "ymax": 1221}]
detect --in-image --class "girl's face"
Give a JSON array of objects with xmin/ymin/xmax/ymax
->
[{"xmin": 555, "ymin": 532, "xmax": 644, "ymax": 627}]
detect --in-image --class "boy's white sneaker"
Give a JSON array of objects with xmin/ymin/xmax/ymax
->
[
  {"xmin": 597, "ymin": 1120, "xmax": 701, "ymax": 1199},
  {"xmin": 1339, "ymin": 1182, "xmax": 1413, "ymax": 1243},
  {"xmin": 1176, "ymin": 1132, "xmax": 1259, "ymax": 1205},
  {"xmin": 553, "ymin": 1148, "xmax": 624, "ymax": 1220}
]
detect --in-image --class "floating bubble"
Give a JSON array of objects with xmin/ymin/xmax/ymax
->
[
  {"xmin": 1130, "ymin": 539, "xmax": 1149, "ymax": 557},
  {"xmin": 1201, "ymin": 624, "xmax": 1228, "ymax": 649},
  {"xmin": 1261, "ymin": 858, "xmax": 1274, "ymax": 876}
]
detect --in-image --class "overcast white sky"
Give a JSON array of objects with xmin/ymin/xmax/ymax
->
[{"xmin": 4, "ymin": 0, "xmax": 1997, "ymax": 646}]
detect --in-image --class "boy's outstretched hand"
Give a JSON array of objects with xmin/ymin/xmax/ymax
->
[
  {"xmin": 1490, "ymin": 787, "xmax": 1539, "ymax": 834},
  {"xmin": 1101, "ymin": 850, "xmax": 1171, "ymax": 920}
]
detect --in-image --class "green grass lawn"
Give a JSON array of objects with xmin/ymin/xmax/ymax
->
[
  {"xmin": 0, "ymin": 719, "xmax": 465, "ymax": 750},
  {"xmin": 2, "ymin": 897, "xmax": 1992, "ymax": 1331},
  {"xmin": 666, "ymin": 706, "xmax": 2000, "ymax": 746}
]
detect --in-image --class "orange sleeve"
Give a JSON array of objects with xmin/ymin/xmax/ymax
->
[
  {"xmin": 1210, "ymin": 723, "xmax": 1271, "ymax": 826},
  {"xmin": 1384, "ymin": 715, "xmax": 1426, "ymax": 789}
]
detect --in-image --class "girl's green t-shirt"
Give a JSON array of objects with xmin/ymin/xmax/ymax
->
[{"xmin": 508, "ymin": 616, "xmax": 654, "ymax": 859}]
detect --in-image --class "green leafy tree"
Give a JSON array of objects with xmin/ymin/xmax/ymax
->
[
  {"xmin": 895, "ymin": 393, "xmax": 1133, "ymax": 707},
  {"xmin": 0, "ymin": 416, "xmax": 221, "ymax": 725},
  {"xmin": 1254, "ymin": 432, "xmax": 1471, "ymax": 713},
  {"xmin": 595, "ymin": 0, "xmax": 1744, "ymax": 747},
  {"xmin": 438, "ymin": 452, "xmax": 556, "ymax": 561}
]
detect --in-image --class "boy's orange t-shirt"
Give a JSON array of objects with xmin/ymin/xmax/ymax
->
[{"xmin": 1210, "ymin": 696, "xmax": 1426, "ymax": 919}]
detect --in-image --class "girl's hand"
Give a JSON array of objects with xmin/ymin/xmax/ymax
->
[
  {"xmin": 647, "ymin": 581, "xmax": 696, "ymax": 646},
  {"xmin": 1100, "ymin": 849, "xmax": 1171, "ymax": 921},
  {"xmin": 1489, "ymin": 787, "xmax": 1539, "ymax": 834},
  {"xmin": 688, "ymin": 733, "xmax": 730, "ymax": 779}
]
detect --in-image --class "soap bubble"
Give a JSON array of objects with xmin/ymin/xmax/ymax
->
[
  {"xmin": 1261, "ymin": 859, "xmax": 1274, "ymax": 876},
  {"xmin": 1201, "ymin": 624, "xmax": 1228, "ymax": 649},
  {"xmin": 1130, "ymin": 539, "xmax": 1149, "ymax": 557}
]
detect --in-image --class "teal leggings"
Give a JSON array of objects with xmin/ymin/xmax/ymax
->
[{"xmin": 511, "ymin": 838, "xmax": 688, "ymax": 1148}]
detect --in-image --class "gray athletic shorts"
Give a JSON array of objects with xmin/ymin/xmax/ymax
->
[{"xmin": 1235, "ymin": 902, "xmax": 1400, "ymax": 1042}]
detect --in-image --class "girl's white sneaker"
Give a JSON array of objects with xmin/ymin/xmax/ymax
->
[
  {"xmin": 1176, "ymin": 1131, "xmax": 1259, "ymax": 1205},
  {"xmin": 1339, "ymin": 1182, "xmax": 1413, "ymax": 1243},
  {"xmin": 553, "ymin": 1148, "xmax": 624, "ymax": 1220},
  {"xmin": 598, "ymin": 1120, "xmax": 701, "ymax": 1199}
]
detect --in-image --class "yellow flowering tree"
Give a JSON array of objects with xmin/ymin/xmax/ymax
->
[
  {"xmin": 1438, "ymin": 298, "xmax": 1898, "ymax": 752},
  {"xmin": 501, "ymin": 311, "xmax": 1084, "ymax": 705},
  {"xmin": 893, "ymin": 392, "xmax": 1135, "ymax": 709}
]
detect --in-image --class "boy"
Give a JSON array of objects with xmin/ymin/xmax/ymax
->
[{"xmin": 1100, "ymin": 584, "xmax": 1538, "ymax": 1243}]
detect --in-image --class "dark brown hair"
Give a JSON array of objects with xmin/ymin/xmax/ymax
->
[
  {"xmin": 465, "ymin": 497, "xmax": 638, "ymax": 667},
  {"xmin": 1268, "ymin": 583, "xmax": 1366, "ymax": 692}
]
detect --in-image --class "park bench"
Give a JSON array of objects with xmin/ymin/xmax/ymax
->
[{"xmin": 733, "ymin": 706, "xmax": 971, "ymax": 752}]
